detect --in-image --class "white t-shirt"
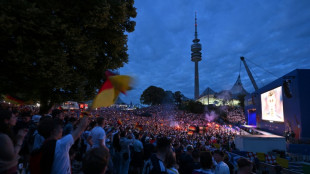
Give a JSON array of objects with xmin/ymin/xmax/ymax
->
[
  {"xmin": 215, "ymin": 161, "xmax": 230, "ymax": 174},
  {"xmin": 51, "ymin": 134, "xmax": 74, "ymax": 174},
  {"xmin": 90, "ymin": 126, "xmax": 106, "ymax": 148}
]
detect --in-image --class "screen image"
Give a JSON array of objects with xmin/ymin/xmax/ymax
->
[{"xmin": 261, "ymin": 86, "xmax": 284, "ymax": 122}]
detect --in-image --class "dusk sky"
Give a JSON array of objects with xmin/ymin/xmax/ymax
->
[{"xmin": 119, "ymin": 0, "xmax": 310, "ymax": 104}]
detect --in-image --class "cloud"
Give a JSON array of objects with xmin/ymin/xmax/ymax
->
[{"xmin": 120, "ymin": 0, "xmax": 310, "ymax": 104}]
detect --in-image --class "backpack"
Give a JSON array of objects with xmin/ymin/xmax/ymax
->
[
  {"xmin": 142, "ymin": 158, "xmax": 152, "ymax": 174},
  {"xmin": 142, "ymin": 154, "xmax": 167, "ymax": 174}
]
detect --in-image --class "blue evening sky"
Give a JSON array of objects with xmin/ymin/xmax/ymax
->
[{"xmin": 119, "ymin": 0, "xmax": 310, "ymax": 104}]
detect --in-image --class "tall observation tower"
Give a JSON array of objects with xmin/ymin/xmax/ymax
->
[{"xmin": 191, "ymin": 12, "xmax": 202, "ymax": 99}]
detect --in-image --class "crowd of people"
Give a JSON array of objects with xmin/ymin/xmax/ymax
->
[
  {"xmin": 224, "ymin": 107, "xmax": 245, "ymax": 124},
  {"xmin": 0, "ymin": 103, "xmax": 254, "ymax": 174}
]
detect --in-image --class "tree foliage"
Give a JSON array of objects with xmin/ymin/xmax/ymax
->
[
  {"xmin": 179, "ymin": 100, "xmax": 205, "ymax": 114},
  {"xmin": 174, "ymin": 91, "xmax": 182, "ymax": 105},
  {"xmin": 140, "ymin": 86, "xmax": 165, "ymax": 105},
  {"xmin": 162, "ymin": 90, "xmax": 174, "ymax": 104},
  {"xmin": 0, "ymin": 0, "xmax": 136, "ymax": 113}
]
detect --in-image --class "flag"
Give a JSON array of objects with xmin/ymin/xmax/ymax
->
[
  {"xmin": 3, "ymin": 95, "xmax": 24, "ymax": 105},
  {"xmin": 276, "ymin": 157, "xmax": 288, "ymax": 168},
  {"xmin": 256, "ymin": 152, "xmax": 266, "ymax": 161},
  {"xmin": 117, "ymin": 119, "xmax": 122, "ymax": 125},
  {"xmin": 213, "ymin": 143, "xmax": 220, "ymax": 149},
  {"xmin": 135, "ymin": 125, "xmax": 143, "ymax": 131},
  {"xmin": 92, "ymin": 71, "xmax": 132, "ymax": 108}
]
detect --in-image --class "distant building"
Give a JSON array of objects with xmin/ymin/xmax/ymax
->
[{"xmin": 197, "ymin": 75, "xmax": 248, "ymax": 106}]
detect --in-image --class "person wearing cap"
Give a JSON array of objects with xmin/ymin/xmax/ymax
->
[
  {"xmin": 25, "ymin": 115, "xmax": 41, "ymax": 152},
  {"xmin": 213, "ymin": 150, "xmax": 230, "ymax": 174},
  {"xmin": 32, "ymin": 115, "xmax": 41, "ymax": 124}
]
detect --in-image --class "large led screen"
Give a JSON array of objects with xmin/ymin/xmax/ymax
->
[{"xmin": 261, "ymin": 86, "xmax": 284, "ymax": 122}]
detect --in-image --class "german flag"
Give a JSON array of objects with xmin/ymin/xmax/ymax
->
[
  {"xmin": 135, "ymin": 125, "xmax": 143, "ymax": 131},
  {"xmin": 3, "ymin": 95, "xmax": 24, "ymax": 105},
  {"xmin": 92, "ymin": 71, "xmax": 132, "ymax": 108},
  {"xmin": 117, "ymin": 119, "xmax": 122, "ymax": 125},
  {"xmin": 189, "ymin": 126, "xmax": 196, "ymax": 131}
]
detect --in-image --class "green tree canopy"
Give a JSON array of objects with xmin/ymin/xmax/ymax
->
[
  {"xmin": 140, "ymin": 86, "xmax": 165, "ymax": 105},
  {"xmin": 0, "ymin": 0, "xmax": 136, "ymax": 113},
  {"xmin": 174, "ymin": 91, "xmax": 182, "ymax": 105},
  {"xmin": 185, "ymin": 100, "xmax": 205, "ymax": 114}
]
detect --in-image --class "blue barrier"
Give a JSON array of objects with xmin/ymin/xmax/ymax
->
[{"xmin": 288, "ymin": 144, "xmax": 310, "ymax": 155}]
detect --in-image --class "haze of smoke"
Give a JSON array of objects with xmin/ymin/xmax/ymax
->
[
  {"xmin": 170, "ymin": 121, "xmax": 179, "ymax": 127},
  {"xmin": 205, "ymin": 111, "xmax": 218, "ymax": 122}
]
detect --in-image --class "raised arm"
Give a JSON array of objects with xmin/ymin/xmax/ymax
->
[{"xmin": 72, "ymin": 117, "xmax": 89, "ymax": 141}]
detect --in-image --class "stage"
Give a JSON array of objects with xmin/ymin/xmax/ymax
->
[{"xmin": 234, "ymin": 134, "xmax": 286, "ymax": 153}]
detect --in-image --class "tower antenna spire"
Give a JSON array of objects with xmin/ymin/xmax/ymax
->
[
  {"xmin": 191, "ymin": 12, "xmax": 202, "ymax": 100},
  {"xmin": 195, "ymin": 12, "xmax": 198, "ymax": 39}
]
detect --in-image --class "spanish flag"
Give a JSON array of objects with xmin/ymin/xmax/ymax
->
[{"xmin": 92, "ymin": 71, "xmax": 132, "ymax": 108}]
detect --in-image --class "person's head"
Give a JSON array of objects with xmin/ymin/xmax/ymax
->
[
  {"xmin": 20, "ymin": 111, "xmax": 32, "ymax": 123},
  {"xmin": 200, "ymin": 151, "xmax": 213, "ymax": 169},
  {"xmin": 156, "ymin": 136, "xmax": 171, "ymax": 155},
  {"xmin": 52, "ymin": 109, "xmax": 64, "ymax": 120},
  {"xmin": 120, "ymin": 130, "xmax": 127, "ymax": 137},
  {"xmin": 113, "ymin": 132, "xmax": 121, "ymax": 152},
  {"xmin": 213, "ymin": 150, "xmax": 225, "ymax": 163},
  {"xmin": 164, "ymin": 150, "xmax": 177, "ymax": 169},
  {"xmin": 38, "ymin": 117, "xmax": 63, "ymax": 139},
  {"xmin": 51, "ymin": 119, "xmax": 64, "ymax": 139},
  {"xmin": 0, "ymin": 108, "xmax": 16, "ymax": 127},
  {"xmin": 68, "ymin": 117, "xmax": 77, "ymax": 124},
  {"xmin": 96, "ymin": 117, "xmax": 104, "ymax": 127},
  {"xmin": 83, "ymin": 147, "xmax": 110, "ymax": 174},
  {"xmin": 186, "ymin": 145, "xmax": 194, "ymax": 153},
  {"xmin": 237, "ymin": 158, "xmax": 253, "ymax": 174},
  {"xmin": 192, "ymin": 149, "xmax": 200, "ymax": 161},
  {"xmin": 32, "ymin": 115, "xmax": 41, "ymax": 124}
]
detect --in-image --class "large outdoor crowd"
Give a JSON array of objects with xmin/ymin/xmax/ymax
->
[{"xmin": 0, "ymin": 103, "xmax": 254, "ymax": 174}]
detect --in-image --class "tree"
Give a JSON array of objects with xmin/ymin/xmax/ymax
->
[
  {"xmin": 162, "ymin": 90, "xmax": 174, "ymax": 104},
  {"xmin": 140, "ymin": 86, "xmax": 165, "ymax": 105},
  {"xmin": 181, "ymin": 100, "xmax": 205, "ymax": 114},
  {"xmin": 0, "ymin": 0, "xmax": 137, "ymax": 113},
  {"xmin": 174, "ymin": 91, "xmax": 182, "ymax": 105}
]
